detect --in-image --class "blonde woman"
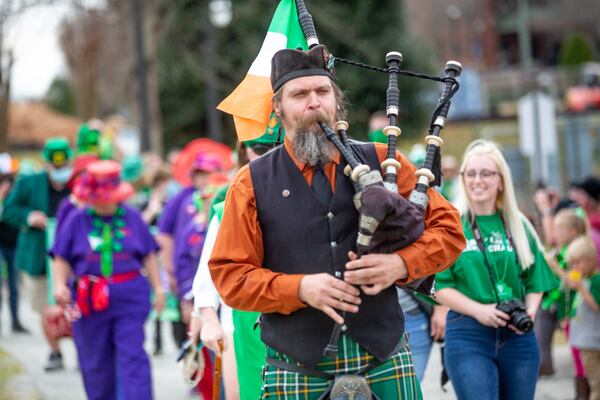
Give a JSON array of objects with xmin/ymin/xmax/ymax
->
[{"xmin": 435, "ymin": 140, "xmax": 558, "ymax": 399}]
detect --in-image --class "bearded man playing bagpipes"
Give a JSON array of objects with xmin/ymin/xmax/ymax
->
[
  {"xmin": 209, "ymin": 48, "xmax": 466, "ymax": 399},
  {"xmin": 209, "ymin": 3, "xmax": 465, "ymax": 398}
]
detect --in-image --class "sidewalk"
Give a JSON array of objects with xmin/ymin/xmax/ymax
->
[
  {"xmin": 0, "ymin": 295, "xmax": 193, "ymax": 400},
  {"xmin": 0, "ymin": 296, "xmax": 577, "ymax": 399}
]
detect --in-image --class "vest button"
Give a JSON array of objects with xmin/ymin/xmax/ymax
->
[
  {"xmin": 330, "ymin": 241, "xmax": 338, "ymax": 248},
  {"xmin": 326, "ymin": 212, "xmax": 334, "ymax": 220}
]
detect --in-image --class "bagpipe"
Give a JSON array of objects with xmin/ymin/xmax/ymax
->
[{"xmin": 295, "ymin": 0, "xmax": 462, "ymax": 360}]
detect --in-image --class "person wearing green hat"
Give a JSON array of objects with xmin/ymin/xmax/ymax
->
[
  {"xmin": 187, "ymin": 127, "xmax": 283, "ymax": 399},
  {"xmin": 3, "ymin": 137, "xmax": 73, "ymax": 372},
  {"xmin": 76, "ymin": 123, "xmax": 102, "ymax": 156},
  {"xmin": 367, "ymin": 110, "xmax": 389, "ymax": 144}
]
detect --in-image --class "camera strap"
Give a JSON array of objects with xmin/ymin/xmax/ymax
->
[
  {"xmin": 468, "ymin": 215, "xmax": 501, "ymax": 304},
  {"xmin": 467, "ymin": 211, "xmax": 525, "ymax": 303}
]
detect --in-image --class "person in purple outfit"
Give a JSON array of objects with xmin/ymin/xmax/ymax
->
[
  {"xmin": 158, "ymin": 153, "xmax": 222, "ymax": 324},
  {"xmin": 51, "ymin": 160, "xmax": 165, "ymax": 400},
  {"xmin": 157, "ymin": 152, "xmax": 222, "ymax": 400}
]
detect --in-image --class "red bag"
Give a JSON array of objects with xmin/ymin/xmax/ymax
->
[
  {"xmin": 91, "ymin": 277, "xmax": 110, "ymax": 312},
  {"xmin": 76, "ymin": 276, "xmax": 91, "ymax": 317},
  {"xmin": 43, "ymin": 305, "xmax": 72, "ymax": 340}
]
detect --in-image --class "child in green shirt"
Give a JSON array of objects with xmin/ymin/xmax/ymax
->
[
  {"xmin": 566, "ymin": 236, "xmax": 600, "ymax": 400},
  {"xmin": 537, "ymin": 208, "xmax": 588, "ymax": 379}
]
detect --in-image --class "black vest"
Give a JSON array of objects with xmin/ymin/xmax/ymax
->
[{"xmin": 249, "ymin": 142, "xmax": 404, "ymax": 368}]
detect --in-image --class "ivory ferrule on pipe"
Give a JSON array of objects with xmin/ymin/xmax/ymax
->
[
  {"xmin": 415, "ymin": 168, "xmax": 435, "ymax": 183},
  {"xmin": 383, "ymin": 125, "xmax": 401, "ymax": 137},
  {"xmin": 343, "ymin": 165, "xmax": 352, "ymax": 177},
  {"xmin": 385, "ymin": 166, "xmax": 397, "ymax": 175},
  {"xmin": 434, "ymin": 116, "xmax": 446, "ymax": 128},
  {"xmin": 381, "ymin": 158, "xmax": 401, "ymax": 171},
  {"xmin": 350, "ymin": 164, "xmax": 371, "ymax": 182},
  {"xmin": 425, "ymin": 135, "xmax": 444, "ymax": 147},
  {"xmin": 307, "ymin": 37, "xmax": 319, "ymax": 48},
  {"xmin": 417, "ymin": 175, "xmax": 431, "ymax": 186},
  {"xmin": 386, "ymin": 106, "xmax": 399, "ymax": 117},
  {"xmin": 335, "ymin": 120, "xmax": 349, "ymax": 131}
]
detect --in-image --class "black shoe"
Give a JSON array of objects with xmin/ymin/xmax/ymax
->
[
  {"xmin": 44, "ymin": 352, "xmax": 64, "ymax": 372},
  {"xmin": 11, "ymin": 323, "xmax": 30, "ymax": 334}
]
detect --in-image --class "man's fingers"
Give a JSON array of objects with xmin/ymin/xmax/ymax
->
[
  {"xmin": 345, "ymin": 268, "xmax": 380, "ymax": 285},
  {"xmin": 322, "ymin": 305, "xmax": 345, "ymax": 325},
  {"xmin": 330, "ymin": 279, "xmax": 361, "ymax": 297},
  {"xmin": 325, "ymin": 297, "xmax": 359, "ymax": 314},
  {"xmin": 345, "ymin": 254, "xmax": 375, "ymax": 270},
  {"xmin": 347, "ymin": 251, "xmax": 358, "ymax": 261},
  {"xmin": 329, "ymin": 287, "xmax": 361, "ymax": 305},
  {"xmin": 361, "ymin": 284, "xmax": 383, "ymax": 296}
]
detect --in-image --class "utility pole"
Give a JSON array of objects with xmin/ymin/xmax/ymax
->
[
  {"xmin": 517, "ymin": 0, "xmax": 533, "ymax": 67},
  {"xmin": 203, "ymin": 1, "xmax": 223, "ymax": 142},
  {"xmin": 132, "ymin": 0, "xmax": 151, "ymax": 152}
]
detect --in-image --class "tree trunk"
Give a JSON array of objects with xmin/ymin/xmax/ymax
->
[{"xmin": 0, "ymin": 50, "xmax": 12, "ymax": 152}]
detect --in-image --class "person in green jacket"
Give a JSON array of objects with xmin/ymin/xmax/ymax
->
[{"xmin": 2, "ymin": 137, "xmax": 73, "ymax": 371}]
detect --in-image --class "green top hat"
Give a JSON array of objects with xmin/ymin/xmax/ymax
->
[
  {"xmin": 243, "ymin": 114, "xmax": 285, "ymax": 147},
  {"xmin": 42, "ymin": 137, "xmax": 73, "ymax": 167},
  {"xmin": 77, "ymin": 124, "xmax": 102, "ymax": 155}
]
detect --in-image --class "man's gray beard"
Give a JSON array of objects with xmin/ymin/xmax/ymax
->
[{"xmin": 292, "ymin": 129, "xmax": 336, "ymax": 167}]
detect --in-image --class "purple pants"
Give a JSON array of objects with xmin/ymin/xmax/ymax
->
[{"xmin": 73, "ymin": 276, "xmax": 152, "ymax": 400}]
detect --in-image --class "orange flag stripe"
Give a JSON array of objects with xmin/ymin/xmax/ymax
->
[{"xmin": 217, "ymin": 74, "xmax": 273, "ymax": 141}]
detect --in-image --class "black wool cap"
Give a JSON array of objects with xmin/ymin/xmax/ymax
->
[{"xmin": 270, "ymin": 45, "xmax": 333, "ymax": 93}]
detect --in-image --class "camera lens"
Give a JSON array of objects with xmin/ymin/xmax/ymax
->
[{"xmin": 512, "ymin": 312, "xmax": 533, "ymax": 333}]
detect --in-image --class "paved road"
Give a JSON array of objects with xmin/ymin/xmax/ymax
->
[{"xmin": 0, "ymin": 295, "xmax": 576, "ymax": 399}]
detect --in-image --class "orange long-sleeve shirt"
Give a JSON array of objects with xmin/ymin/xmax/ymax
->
[{"xmin": 209, "ymin": 139, "xmax": 465, "ymax": 315}]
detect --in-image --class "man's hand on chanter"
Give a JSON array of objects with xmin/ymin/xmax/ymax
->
[
  {"xmin": 298, "ymin": 273, "xmax": 362, "ymax": 325},
  {"xmin": 344, "ymin": 251, "xmax": 408, "ymax": 296}
]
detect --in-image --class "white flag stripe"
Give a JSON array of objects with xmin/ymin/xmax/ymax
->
[{"xmin": 248, "ymin": 32, "xmax": 288, "ymax": 77}]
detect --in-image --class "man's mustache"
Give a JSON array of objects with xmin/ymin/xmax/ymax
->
[{"xmin": 296, "ymin": 110, "xmax": 330, "ymax": 131}]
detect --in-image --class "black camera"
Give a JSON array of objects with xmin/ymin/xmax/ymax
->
[{"xmin": 496, "ymin": 300, "xmax": 533, "ymax": 333}]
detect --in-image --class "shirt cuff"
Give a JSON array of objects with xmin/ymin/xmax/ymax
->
[
  {"xmin": 274, "ymin": 274, "xmax": 307, "ymax": 314},
  {"xmin": 394, "ymin": 246, "xmax": 426, "ymax": 285}
]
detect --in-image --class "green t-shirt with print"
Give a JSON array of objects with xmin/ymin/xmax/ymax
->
[
  {"xmin": 542, "ymin": 245, "xmax": 577, "ymax": 320},
  {"xmin": 435, "ymin": 212, "xmax": 559, "ymax": 304},
  {"xmin": 584, "ymin": 273, "xmax": 600, "ymax": 308}
]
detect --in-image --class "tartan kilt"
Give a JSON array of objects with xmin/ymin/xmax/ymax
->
[{"xmin": 260, "ymin": 333, "xmax": 423, "ymax": 399}]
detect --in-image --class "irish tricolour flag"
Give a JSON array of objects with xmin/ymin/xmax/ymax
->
[{"xmin": 217, "ymin": 0, "xmax": 307, "ymax": 142}]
